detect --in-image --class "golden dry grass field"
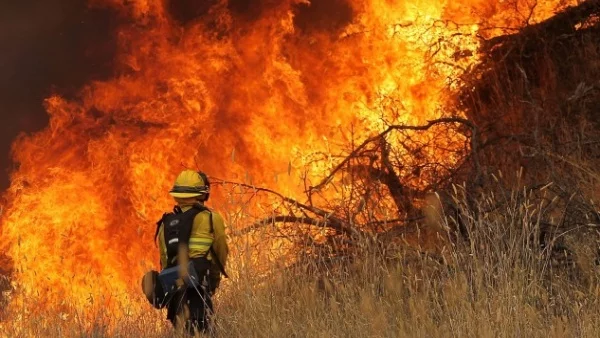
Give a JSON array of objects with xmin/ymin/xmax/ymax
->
[{"xmin": 2, "ymin": 186, "xmax": 600, "ymax": 338}]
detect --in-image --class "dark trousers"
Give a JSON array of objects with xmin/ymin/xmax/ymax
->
[{"xmin": 165, "ymin": 257, "xmax": 214, "ymax": 335}]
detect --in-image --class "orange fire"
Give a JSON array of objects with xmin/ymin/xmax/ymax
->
[{"xmin": 0, "ymin": 0, "xmax": 573, "ymax": 322}]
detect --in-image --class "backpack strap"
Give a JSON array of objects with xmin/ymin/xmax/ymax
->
[
  {"xmin": 154, "ymin": 213, "xmax": 169, "ymax": 246},
  {"xmin": 177, "ymin": 205, "xmax": 206, "ymax": 247}
]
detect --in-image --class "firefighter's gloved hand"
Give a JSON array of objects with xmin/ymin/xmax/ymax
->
[
  {"xmin": 175, "ymin": 278, "xmax": 186, "ymax": 289},
  {"xmin": 176, "ymin": 263, "xmax": 190, "ymax": 289}
]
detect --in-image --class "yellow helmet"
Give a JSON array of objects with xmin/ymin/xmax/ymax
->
[{"xmin": 169, "ymin": 170, "xmax": 210, "ymax": 199}]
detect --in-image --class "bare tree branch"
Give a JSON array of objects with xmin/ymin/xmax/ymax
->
[
  {"xmin": 234, "ymin": 216, "xmax": 329, "ymax": 236},
  {"xmin": 307, "ymin": 117, "xmax": 479, "ymax": 194},
  {"xmin": 210, "ymin": 179, "xmax": 356, "ymax": 234},
  {"xmin": 482, "ymin": 0, "xmax": 600, "ymax": 50}
]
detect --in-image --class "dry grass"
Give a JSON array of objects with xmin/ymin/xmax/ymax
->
[
  {"xmin": 212, "ymin": 186, "xmax": 600, "ymax": 338},
  {"xmin": 2, "ymin": 183, "xmax": 599, "ymax": 338}
]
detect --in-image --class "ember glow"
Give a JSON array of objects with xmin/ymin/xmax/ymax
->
[{"xmin": 0, "ymin": 0, "xmax": 573, "ymax": 319}]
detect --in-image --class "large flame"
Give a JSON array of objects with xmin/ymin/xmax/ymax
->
[{"xmin": 0, "ymin": 0, "xmax": 573, "ymax": 320}]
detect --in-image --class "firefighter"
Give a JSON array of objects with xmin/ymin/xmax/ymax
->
[{"xmin": 142, "ymin": 169, "xmax": 229, "ymax": 336}]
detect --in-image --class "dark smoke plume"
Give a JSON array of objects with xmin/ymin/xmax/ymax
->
[{"xmin": 0, "ymin": 0, "xmax": 117, "ymax": 190}]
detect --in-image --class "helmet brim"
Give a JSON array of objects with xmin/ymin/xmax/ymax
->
[{"xmin": 169, "ymin": 192, "xmax": 203, "ymax": 198}]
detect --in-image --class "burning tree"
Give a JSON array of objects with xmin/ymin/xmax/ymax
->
[{"xmin": 227, "ymin": 0, "xmax": 600, "ymax": 280}]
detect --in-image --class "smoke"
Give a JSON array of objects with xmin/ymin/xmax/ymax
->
[
  {"xmin": 167, "ymin": 0, "xmax": 355, "ymax": 29},
  {"xmin": 168, "ymin": 0, "xmax": 219, "ymax": 24},
  {"xmin": 293, "ymin": 0, "xmax": 354, "ymax": 33},
  {"xmin": 0, "ymin": 0, "xmax": 117, "ymax": 190}
]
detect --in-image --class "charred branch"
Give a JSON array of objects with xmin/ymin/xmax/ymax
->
[
  {"xmin": 214, "ymin": 117, "xmax": 480, "ymax": 240},
  {"xmin": 483, "ymin": 0, "xmax": 600, "ymax": 51},
  {"xmin": 211, "ymin": 179, "xmax": 356, "ymax": 235},
  {"xmin": 379, "ymin": 137, "xmax": 414, "ymax": 216},
  {"xmin": 307, "ymin": 117, "xmax": 479, "ymax": 195},
  {"xmin": 237, "ymin": 216, "xmax": 328, "ymax": 236}
]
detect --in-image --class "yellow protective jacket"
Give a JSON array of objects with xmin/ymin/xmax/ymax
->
[{"xmin": 157, "ymin": 203, "xmax": 228, "ymax": 275}]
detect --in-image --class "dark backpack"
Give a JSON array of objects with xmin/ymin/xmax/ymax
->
[{"xmin": 155, "ymin": 204, "xmax": 228, "ymax": 277}]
